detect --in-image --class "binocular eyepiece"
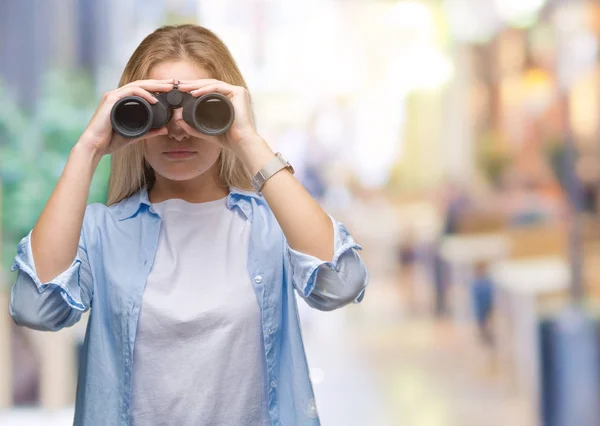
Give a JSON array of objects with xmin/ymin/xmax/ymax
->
[{"xmin": 110, "ymin": 89, "xmax": 234, "ymax": 138}]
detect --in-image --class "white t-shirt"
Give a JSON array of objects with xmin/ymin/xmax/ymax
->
[{"xmin": 131, "ymin": 196, "xmax": 271, "ymax": 426}]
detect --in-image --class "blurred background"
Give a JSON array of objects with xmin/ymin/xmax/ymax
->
[{"xmin": 2, "ymin": 0, "xmax": 600, "ymax": 425}]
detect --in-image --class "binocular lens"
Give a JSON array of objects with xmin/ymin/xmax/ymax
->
[
  {"xmin": 119, "ymin": 101, "xmax": 150, "ymax": 132},
  {"xmin": 111, "ymin": 97, "xmax": 153, "ymax": 138},
  {"xmin": 194, "ymin": 96, "xmax": 232, "ymax": 134}
]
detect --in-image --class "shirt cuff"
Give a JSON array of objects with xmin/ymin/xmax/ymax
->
[
  {"xmin": 10, "ymin": 230, "xmax": 87, "ymax": 311},
  {"xmin": 286, "ymin": 215, "xmax": 363, "ymax": 299}
]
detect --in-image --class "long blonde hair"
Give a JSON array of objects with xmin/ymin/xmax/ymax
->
[{"xmin": 106, "ymin": 24, "xmax": 253, "ymax": 206}]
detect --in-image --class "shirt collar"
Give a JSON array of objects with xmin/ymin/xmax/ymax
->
[{"xmin": 117, "ymin": 186, "xmax": 261, "ymax": 221}]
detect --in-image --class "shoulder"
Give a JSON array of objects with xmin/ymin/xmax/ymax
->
[
  {"xmin": 83, "ymin": 202, "xmax": 120, "ymax": 222},
  {"xmin": 85, "ymin": 202, "xmax": 108, "ymax": 216},
  {"xmin": 228, "ymin": 187, "xmax": 274, "ymax": 219},
  {"xmin": 81, "ymin": 197, "xmax": 147, "ymax": 252},
  {"xmin": 249, "ymin": 195, "xmax": 278, "ymax": 222},
  {"xmin": 82, "ymin": 197, "xmax": 135, "ymax": 232},
  {"xmin": 82, "ymin": 202, "xmax": 106, "ymax": 225}
]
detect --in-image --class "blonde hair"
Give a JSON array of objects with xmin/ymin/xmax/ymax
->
[{"xmin": 106, "ymin": 24, "xmax": 253, "ymax": 206}]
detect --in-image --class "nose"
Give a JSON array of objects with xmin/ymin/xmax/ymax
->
[{"xmin": 166, "ymin": 107, "xmax": 188, "ymax": 142}]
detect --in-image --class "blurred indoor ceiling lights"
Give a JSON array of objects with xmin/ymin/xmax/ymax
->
[
  {"xmin": 493, "ymin": 0, "xmax": 547, "ymax": 24},
  {"xmin": 380, "ymin": 1, "xmax": 453, "ymax": 91},
  {"xmin": 254, "ymin": 0, "xmax": 366, "ymax": 97},
  {"xmin": 444, "ymin": 0, "xmax": 548, "ymax": 42},
  {"xmin": 389, "ymin": 46, "xmax": 454, "ymax": 92},
  {"xmin": 382, "ymin": 0, "xmax": 434, "ymax": 32},
  {"xmin": 521, "ymin": 67, "xmax": 555, "ymax": 117},
  {"xmin": 350, "ymin": 0, "xmax": 452, "ymax": 187},
  {"xmin": 443, "ymin": 0, "xmax": 501, "ymax": 43}
]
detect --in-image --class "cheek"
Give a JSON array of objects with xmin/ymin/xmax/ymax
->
[
  {"xmin": 142, "ymin": 135, "xmax": 169, "ymax": 154},
  {"xmin": 193, "ymin": 143, "xmax": 223, "ymax": 173},
  {"xmin": 195, "ymin": 140, "xmax": 223, "ymax": 162}
]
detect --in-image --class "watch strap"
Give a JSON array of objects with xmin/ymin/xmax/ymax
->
[{"xmin": 251, "ymin": 153, "xmax": 293, "ymax": 193}]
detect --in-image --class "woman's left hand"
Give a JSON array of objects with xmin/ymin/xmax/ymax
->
[{"xmin": 176, "ymin": 79, "xmax": 258, "ymax": 152}]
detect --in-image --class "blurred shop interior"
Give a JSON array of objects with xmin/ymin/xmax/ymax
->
[{"xmin": 2, "ymin": 0, "xmax": 600, "ymax": 425}]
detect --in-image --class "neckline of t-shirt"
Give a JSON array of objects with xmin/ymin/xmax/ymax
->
[{"xmin": 152, "ymin": 195, "xmax": 228, "ymax": 214}]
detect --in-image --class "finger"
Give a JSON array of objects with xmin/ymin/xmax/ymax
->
[
  {"xmin": 126, "ymin": 81, "xmax": 175, "ymax": 93},
  {"xmin": 123, "ymin": 79, "xmax": 173, "ymax": 89},
  {"xmin": 189, "ymin": 83, "xmax": 236, "ymax": 98},
  {"xmin": 178, "ymin": 78, "xmax": 220, "ymax": 84},
  {"xmin": 126, "ymin": 78, "xmax": 174, "ymax": 86},
  {"xmin": 118, "ymin": 86, "xmax": 161, "ymax": 105},
  {"xmin": 177, "ymin": 79, "xmax": 223, "ymax": 91}
]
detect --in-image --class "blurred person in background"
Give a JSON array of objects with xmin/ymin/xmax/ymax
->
[
  {"xmin": 431, "ymin": 181, "xmax": 471, "ymax": 318},
  {"xmin": 8, "ymin": 24, "xmax": 368, "ymax": 426},
  {"xmin": 395, "ymin": 227, "xmax": 421, "ymax": 313},
  {"xmin": 470, "ymin": 260, "xmax": 494, "ymax": 346},
  {"xmin": 441, "ymin": 181, "xmax": 471, "ymax": 235},
  {"xmin": 577, "ymin": 153, "xmax": 600, "ymax": 215}
]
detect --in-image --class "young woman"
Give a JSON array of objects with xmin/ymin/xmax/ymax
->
[{"xmin": 9, "ymin": 24, "xmax": 368, "ymax": 426}]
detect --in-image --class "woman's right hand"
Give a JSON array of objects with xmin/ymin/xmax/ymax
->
[{"xmin": 76, "ymin": 79, "xmax": 175, "ymax": 158}]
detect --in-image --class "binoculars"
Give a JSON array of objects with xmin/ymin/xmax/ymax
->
[{"xmin": 110, "ymin": 88, "xmax": 234, "ymax": 138}]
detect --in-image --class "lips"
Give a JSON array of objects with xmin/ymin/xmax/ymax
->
[
  {"xmin": 163, "ymin": 150, "xmax": 197, "ymax": 160},
  {"xmin": 163, "ymin": 150, "xmax": 196, "ymax": 154}
]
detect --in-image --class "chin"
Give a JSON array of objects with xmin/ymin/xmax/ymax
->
[
  {"xmin": 154, "ymin": 160, "xmax": 217, "ymax": 182},
  {"xmin": 157, "ymin": 168, "xmax": 207, "ymax": 182}
]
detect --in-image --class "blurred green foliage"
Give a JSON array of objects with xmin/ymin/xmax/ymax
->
[
  {"xmin": 477, "ymin": 129, "xmax": 513, "ymax": 188},
  {"xmin": 0, "ymin": 70, "xmax": 111, "ymax": 283}
]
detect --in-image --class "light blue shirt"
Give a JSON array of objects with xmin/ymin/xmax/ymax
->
[{"xmin": 9, "ymin": 186, "xmax": 368, "ymax": 426}]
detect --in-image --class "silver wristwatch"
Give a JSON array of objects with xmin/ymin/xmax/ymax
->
[{"xmin": 251, "ymin": 152, "xmax": 295, "ymax": 193}]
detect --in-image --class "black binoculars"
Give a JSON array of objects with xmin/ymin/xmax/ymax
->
[{"xmin": 110, "ymin": 89, "xmax": 234, "ymax": 138}]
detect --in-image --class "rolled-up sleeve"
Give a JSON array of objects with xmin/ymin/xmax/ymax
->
[
  {"xmin": 285, "ymin": 214, "xmax": 368, "ymax": 311},
  {"xmin": 9, "ymin": 224, "xmax": 93, "ymax": 332}
]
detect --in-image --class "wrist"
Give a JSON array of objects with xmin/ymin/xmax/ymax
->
[
  {"xmin": 234, "ymin": 134, "xmax": 276, "ymax": 175},
  {"xmin": 72, "ymin": 139, "xmax": 103, "ymax": 168}
]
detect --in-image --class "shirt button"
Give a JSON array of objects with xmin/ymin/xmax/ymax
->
[
  {"xmin": 306, "ymin": 399, "xmax": 318, "ymax": 418},
  {"xmin": 242, "ymin": 202, "xmax": 250, "ymax": 211},
  {"xmin": 254, "ymin": 275, "xmax": 263, "ymax": 284},
  {"xmin": 267, "ymin": 327, "xmax": 274, "ymax": 335},
  {"xmin": 149, "ymin": 206, "xmax": 156, "ymax": 214},
  {"xmin": 270, "ymin": 380, "xmax": 277, "ymax": 388}
]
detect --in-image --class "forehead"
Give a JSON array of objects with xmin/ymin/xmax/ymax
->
[{"xmin": 148, "ymin": 60, "xmax": 211, "ymax": 80}]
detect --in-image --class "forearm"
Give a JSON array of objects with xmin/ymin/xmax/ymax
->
[
  {"xmin": 235, "ymin": 135, "xmax": 334, "ymax": 262},
  {"xmin": 31, "ymin": 141, "xmax": 101, "ymax": 283}
]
